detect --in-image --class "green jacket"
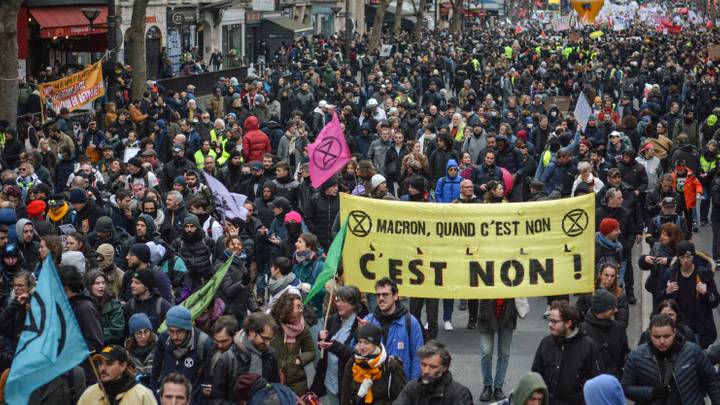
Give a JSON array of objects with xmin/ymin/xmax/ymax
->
[
  {"xmin": 270, "ymin": 325, "xmax": 316, "ymax": 395},
  {"xmin": 101, "ymin": 299, "xmax": 125, "ymax": 345}
]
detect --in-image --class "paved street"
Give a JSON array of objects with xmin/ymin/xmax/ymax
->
[{"xmin": 428, "ymin": 226, "xmax": 716, "ymax": 400}]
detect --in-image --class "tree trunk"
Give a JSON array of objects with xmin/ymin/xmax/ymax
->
[
  {"xmin": 127, "ymin": 0, "xmax": 150, "ymax": 100},
  {"xmin": 414, "ymin": 0, "xmax": 427, "ymax": 42},
  {"xmin": 0, "ymin": 1, "xmax": 21, "ymax": 128},
  {"xmin": 369, "ymin": 0, "xmax": 390, "ymax": 52},
  {"xmin": 393, "ymin": 0, "xmax": 405, "ymax": 35},
  {"xmin": 450, "ymin": 0, "xmax": 464, "ymax": 34}
]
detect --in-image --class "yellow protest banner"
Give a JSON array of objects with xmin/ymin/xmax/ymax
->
[
  {"xmin": 39, "ymin": 61, "xmax": 105, "ymax": 114},
  {"xmin": 340, "ymin": 193, "xmax": 595, "ymax": 299}
]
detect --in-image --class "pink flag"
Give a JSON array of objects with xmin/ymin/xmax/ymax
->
[{"xmin": 308, "ymin": 112, "xmax": 351, "ymax": 188}]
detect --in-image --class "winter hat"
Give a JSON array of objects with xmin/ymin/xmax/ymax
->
[
  {"xmin": 254, "ymin": 94, "xmax": 265, "ymax": 105},
  {"xmin": 166, "ymin": 306, "xmax": 193, "ymax": 331},
  {"xmin": 183, "ymin": 214, "xmax": 200, "ymax": 227},
  {"xmin": 129, "ymin": 243, "xmax": 151, "ymax": 263},
  {"xmin": 61, "ymin": 251, "xmax": 86, "ymax": 275},
  {"xmin": 229, "ymin": 149, "xmax": 242, "ymax": 159},
  {"xmin": 268, "ymin": 197, "xmax": 291, "ymax": 211},
  {"xmin": 146, "ymin": 241, "xmax": 166, "ymax": 265},
  {"xmin": 320, "ymin": 176, "xmax": 338, "ymax": 192},
  {"xmin": 131, "ymin": 268, "xmax": 156, "ymax": 290},
  {"xmin": 574, "ymin": 182, "xmax": 590, "ymax": 196},
  {"xmin": 173, "ymin": 176, "xmax": 186, "ymax": 187},
  {"xmin": 68, "ymin": 188, "xmax": 88, "ymax": 204},
  {"xmin": 357, "ymin": 323, "xmax": 383, "ymax": 346},
  {"xmin": 516, "ymin": 129, "xmax": 528, "ymax": 140},
  {"xmin": 370, "ymin": 174, "xmax": 387, "ymax": 191},
  {"xmin": 96, "ymin": 243, "xmax": 115, "ymax": 268},
  {"xmin": 591, "ymin": 289, "xmax": 617, "ymax": 314},
  {"xmin": 409, "ymin": 176, "xmax": 426, "ymax": 193},
  {"xmin": 284, "ymin": 211, "xmax": 303, "ymax": 224},
  {"xmin": 127, "ymin": 156, "xmax": 143, "ymax": 168},
  {"xmin": 128, "ymin": 313, "xmax": 153, "ymax": 335},
  {"xmin": 95, "ymin": 216, "xmax": 114, "ymax": 233},
  {"xmin": 676, "ymin": 241, "xmax": 696, "ymax": 257},
  {"xmin": 599, "ymin": 218, "xmax": 620, "ymax": 236},
  {"xmin": 26, "ymin": 200, "xmax": 47, "ymax": 218}
]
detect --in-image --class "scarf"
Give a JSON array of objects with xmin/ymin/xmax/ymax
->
[
  {"xmin": 48, "ymin": 203, "xmax": 69, "ymax": 222},
  {"xmin": 294, "ymin": 249, "xmax": 314, "ymax": 264},
  {"xmin": 267, "ymin": 272, "xmax": 297, "ymax": 296},
  {"xmin": 103, "ymin": 372, "xmax": 137, "ymax": 405},
  {"xmin": 169, "ymin": 328, "xmax": 194, "ymax": 359},
  {"xmin": 237, "ymin": 330, "xmax": 264, "ymax": 375},
  {"xmin": 351, "ymin": 345, "xmax": 387, "ymax": 404},
  {"xmin": 282, "ymin": 317, "xmax": 305, "ymax": 344}
]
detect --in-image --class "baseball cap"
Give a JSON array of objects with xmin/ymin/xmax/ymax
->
[{"xmin": 91, "ymin": 345, "xmax": 129, "ymax": 363}]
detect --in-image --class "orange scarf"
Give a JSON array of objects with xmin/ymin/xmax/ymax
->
[{"xmin": 351, "ymin": 345, "xmax": 386, "ymax": 404}]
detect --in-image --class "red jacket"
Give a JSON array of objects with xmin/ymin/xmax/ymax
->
[
  {"xmin": 242, "ymin": 116, "xmax": 271, "ymax": 162},
  {"xmin": 671, "ymin": 166, "xmax": 703, "ymax": 209}
]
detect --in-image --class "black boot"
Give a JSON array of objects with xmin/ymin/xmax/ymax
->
[
  {"xmin": 479, "ymin": 386, "xmax": 493, "ymax": 402},
  {"xmin": 493, "ymin": 388, "xmax": 506, "ymax": 401},
  {"xmin": 459, "ymin": 299, "xmax": 467, "ymax": 311},
  {"xmin": 467, "ymin": 318, "xmax": 476, "ymax": 329},
  {"xmin": 626, "ymin": 288, "xmax": 637, "ymax": 305}
]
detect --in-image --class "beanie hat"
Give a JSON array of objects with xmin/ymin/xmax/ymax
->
[
  {"xmin": 68, "ymin": 188, "xmax": 88, "ymax": 204},
  {"xmin": 26, "ymin": 200, "xmax": 47, "ymax": 218},
  {"xmin": 599, "ymin": 218, "xmax": 620, "ymax": 236},
  {"xmin": 173, "ymin": 176, "xmax": 186, "ymax": 186},
  {"xmin": 166, "ymin": 306, "xmax": 193, "ymax": 331},
  {"xmin": 676, "ymin": 240, "xmax": 696, "ymax": 257},
  {"xmin": 356, "ymin": 323, "xmax": 383, "ymax": 346},
  {"xmin": 591, "ymin": 289, "xmax": 617, "ymax": 314},
  {"xmin": 131, "ymin": 268, "xmax": 155, "ymax": 290},
  {"xmin": 574, "ymin": 182, "xmax": 590, "ymax": 195},
  {"xmin": 229, "ymin": 149, "xmax": 242, "ymax": 159},
  {"xmin": 127, "ymin": 156, "xmax": 143, "ymax": 168},
  {"xmin": 95, "ymin": 216, "xmax": 114, "ymax": 233},
  {"xmin": 129, "ymin": 243, "xmax": 151, "ymax": 263},
  {"xmin": 370, "ymin": 174, "xmax": 387, "ymax": 191},
  {"xmin": 284, "ymin": 211, "xmax": 303, "ymax": 224},
  {"xmin": 409, "ymin": 176, "xmax": 426, "ymax": 193},
  {"xmin": 128, "ymin": 313, "xmax": 153, "ymax": 335},
  {"xmin": 96, "ymin": 243, "xmax": 115, "ymax": 268},
  {"xmin": 183, "ymin": 214, "xmax": 200, "ymax": 227}
]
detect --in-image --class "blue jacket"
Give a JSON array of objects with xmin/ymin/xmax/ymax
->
[
  {"xmin": 435, "ymin": 159, "xmax": 462, "ymax": 203},
  {"xmin": 292, "ymin": 256, "xmax": 324, "ymax": 313},
  {"xmin": 364, "ymin": 305, "xmax": 424, "ymax": 380},
  {"xmin": 0, "ymin": 209, "xmax": 17, "ymax": 243},
  {"xmin": 151, "ymin": 328, "xmax": 215, "ymax": 404},
  {"xmin": 540, "ymin": 159, "xmax": 575, "ymax": 196}
]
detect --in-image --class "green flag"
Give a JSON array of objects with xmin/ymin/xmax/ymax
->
[
  {"xmin": 157, "ymin": 255, "xmax": 234, "ymax": 333},
  {"xmin": 305, "ymin": 218, "xmax": 348, "ymax": 304}
]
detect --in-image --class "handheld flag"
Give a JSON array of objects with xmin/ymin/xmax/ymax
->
[
  {"xmin": 157, "ymin": 254, "xmax": 234, "ymax": 333},
  {"xmin": 308, "ymin": 113, "xmax": 351, "ymax": 188},
  {"xmin": 574, "ymin": 92, "xmax": 592, "ymax": 131},
  {"xmin": 5, "ymin": 258, "xmax": 90, "ymax": 404},
  {"xmin": 204, "ymin": 172, "xmax": 248, "ymax": 220},
  {"xmin": 305, "ymin": 218, "xmax": 348, "ymax": 304}
]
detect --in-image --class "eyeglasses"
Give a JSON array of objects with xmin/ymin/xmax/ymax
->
[{"xmin": 547, "ymin": 318, "xmax": 563, "ymax": 324}]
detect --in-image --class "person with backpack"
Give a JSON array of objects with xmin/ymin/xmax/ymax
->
[
  {"xmin": 172, "ymin": 213, "xmax": 215, "ymax": 290},
  {"xmin": 151, "ymin": 306, "xmax": 215, "ymax": 404},
  {"xmin": 234, "ymin": 373, "xmax": 298, "ymax": 405},
  {"xmin": 339, "ymin": 322, "xmax": 407, "ymax": 405},
  {"xmin": 147, "ymin": 241, "xmax": 192, "ymax": 303},
  {"xmin": 645, "ymin": 197, "xmax": 691, "ymax": 247},
  {"xmin": 123, "ymin": 245, "xmax": 172, "ymax": 330},
  {"xmin": 125, "ymin": 313, "xmax": 157, "ymax": 389}
]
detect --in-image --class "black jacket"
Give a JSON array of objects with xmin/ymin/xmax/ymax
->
[
  {"xmin": 393, "ymin": 371, "xmax": 473, "ymax": 405},
  {"xmin": 581, "ymin": 313, "xmax": 630, "ymax": 378},
  {"xmin": 622, "ymin": 337, "xmax": 720, "ymax": 404},
  {"xmin": 216, "ymin": 254, "xmax": 251, "ymax": 325},
  {"xmin": 74, "ymin": 200, "xmax": 105, "ymax": 234},
  {"xmin": 531, "ymin": 329, "xmax": 603, "ymax": 405},
  {"xmin": 305, "ymin": 191, "xmax": 339, "ymax": 250},
  {"xmin": 596, "ymin": 204, "xmax": 640, "ymax": 251}
]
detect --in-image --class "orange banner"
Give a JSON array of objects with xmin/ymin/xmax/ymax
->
[{"xmin": 39, "ymin": 62, "xmax": 105, "ymax": 113}]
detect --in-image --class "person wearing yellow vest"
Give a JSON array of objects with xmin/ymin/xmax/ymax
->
[
  {"xmin": 504, "ymin": 46, "xmax": 513, "ymax": 60},
  {"xmin": 194, "ymin": 140, "xmax": 217, "ymax": 170},
  {"xmin": 699, "ymin": 139, "xmax": 720, "ymax": 225},
  {"xmin": 210, "ymin": 119, "xmax": 226, "ymax": 145}
]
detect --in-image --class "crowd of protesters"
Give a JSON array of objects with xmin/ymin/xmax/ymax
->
[{"xmin": 5, "ymin": 9, "xmax": 720, "ymax": 404}]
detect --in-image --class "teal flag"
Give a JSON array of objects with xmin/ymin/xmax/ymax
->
[
  {"xmin": 305, "ymin": 218, "xmax": 348, "ymax": 304},
  {"xmin": 5, "ymin": 258, "xmax": 90, "ymax": 404},
  {"xmin": 158, "ymin": 254, "xmax": 234, "ymax": 333}
]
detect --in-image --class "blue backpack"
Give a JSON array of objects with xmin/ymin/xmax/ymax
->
[{"xmin": 248, "ymin": 382, "xmax": 298, "ymax": 405}]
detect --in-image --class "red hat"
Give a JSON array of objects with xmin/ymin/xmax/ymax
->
[
  {"xmin": 599, "ymin": 217, "xmax": 620, "ymax": 236},
  {"xmin": 26, "ymin": 199, "xmax": 47, "ymax": 218},
  {"xmin": 580, "ymin": 140, "xmax": 592, "ymax": 149},
  {"xmin": 517, "ymin": 130, "xmax": 528, "ymax": 140}
]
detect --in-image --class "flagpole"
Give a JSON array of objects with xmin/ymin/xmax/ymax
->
[
  {"xmin": 89, "ymin": 358, "xmax": 111, "ymax": 405},
  {"xmin": 319, "ymin": 282, "xmax": 337, "ymax": 360}
]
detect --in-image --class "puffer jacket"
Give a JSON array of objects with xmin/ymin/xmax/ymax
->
[
  {"xmin": 434, "ymin": 159, "xmax": 462, "ymax": 203},
  {"xmin": 471, "ymin": 163, "xmax": 504, "ymax": 195},
  {"xmin": 581, "ymin": 312, "xmax": 629, "ymax": 378},
  {"xmin": 622, "ymin": 336, "xmax": 720, "ymax": 404},
  {"xmin": 242, "ymin": 116, "xmax": 271, "ymax": 162},
  {"xmin": 495, "ymin": 136, "xmax": 525, "ymax": 175},
  {"xmin": 173, "ymin": 229, "xmax": 215, "ymax": 281},
  {"xmin": 304, "ymin": 189, "xmax": 339, "ymax": 250},
  {"xmin": 531, "ymin": 329, "xmax": 603, "ymax": 405},
  {"xmin": 269, "ymin": 325, "xmax": 315, "ymax": 395},
  {"xmin": 540, "ymin": 159, "xmax": 576, "ymax": 197},
  {"xmin": 216, "ymin": 253, "xmax": 251, "ymax": 325}
]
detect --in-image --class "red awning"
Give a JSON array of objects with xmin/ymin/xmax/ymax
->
[{"xmin": 30, "ymin": 6, "xmax": 108, "ymax": 39}]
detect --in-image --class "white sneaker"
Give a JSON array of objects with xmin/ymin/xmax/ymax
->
[
  {"xmin": 424, "ymin": 322, "xmax": 428, "ymax": 330},
  {"xmin": 444, "ymin": 320, "xmax": 454, "ymax": 331}
]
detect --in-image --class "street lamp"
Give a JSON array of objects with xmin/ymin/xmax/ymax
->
[
  {"xmin": 342, "ymin": 1, "xmax": 353, "ymax": 62},
  {"xmin": 330, "ymin": 5, "xmax": 342, "ymax": 37}
]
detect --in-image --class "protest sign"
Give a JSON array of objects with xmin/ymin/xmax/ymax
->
[
  {"xmin": 574, "ymin": 92, "xmax": 592, "ymax": 131},
  {"xmin": 38, "ymin": 61, "xmax": 104, "ymax": 114},
  {"xmin": 380, "ymin": 44, "xmax": 393, "ymax": 57},
  {"xmin": 709, "ymin": 44, "xmax": 720, "ymax": 60},
  {"xmin": 339, "ymin": 193, "xmax": 595, "ymax": 299},
  {"xmin": 124, "ymin": 147, "xmax": 141, "ymax": 163}
]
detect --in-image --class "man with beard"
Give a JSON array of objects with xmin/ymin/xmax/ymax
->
[
  {"xmin": 172, "ymin": 214, "xmax": 214, "ymax": 289},
  {"xmin": 161, "ymin": 191, "xmax": 188, "ymax": 243},
  {"xmin": 364, "ymin": 277, "xmax": 424, "ymax": 380},
  {"xmin": 238, "ymin": 161, "xmax": 267, "ymax": 202},
  {"xmin": 78, "ymin": 345, "xmax": 156, "ymax": 404},
  {"xmin": 160, "ymin": 144, "xmax": 195, "ymax": 192},
  {"xmin": 15, "ymin": 218, "xmax": 38, "ymax": 272},
  {"xmin": 304, "ymin": 178, "xmax": 339, "ymax": 251},
  {"xmin": 393, "ymin": 341, "xmax": 473, "ymax": 405},
  {"xmin": 219, "ymin": 149, "xmax": 245, "ymax": 189},
  {"xmin": 271, "ymin": 161, "xmax": 300, "ymax": 208},
  {"xmin": 471, "ymin": 150, "xmax": 505, "ymax": 196},
  {"xmin": 580, "ymin": 289, "xmax": 629, "ymax": 378}
]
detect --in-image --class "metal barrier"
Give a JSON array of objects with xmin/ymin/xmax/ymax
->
[{"xmin": 157, "ymin": 66, "xmax": 250, "ymax": 96}]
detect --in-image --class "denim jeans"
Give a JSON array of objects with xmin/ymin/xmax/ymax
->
[
  {"xmin": 443, "ymin": 299, "xmax": 454, "ymax": 322},
  {"xmin": 700, "ymin": 190, "xmax": 711, "ymax": 223},
  {"xmin": 479, "ymin": 328, "xmax": 514, "ymax": 389}
]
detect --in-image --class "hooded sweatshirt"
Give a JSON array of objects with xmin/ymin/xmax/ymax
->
[
  {"xmin": 582, "ymin": 374, "xmax": 625, "ymax": 405},
  {"xmin": 500, "ymin": 371, "xmax": 548, "ymax": 405}
]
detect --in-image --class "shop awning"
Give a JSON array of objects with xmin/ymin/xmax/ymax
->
[
  {"xmin": 263, "ymin": 17, "xmax": 313, "ymax": 38},
  {"xmin": 30, "ymin": 6, "xmax": 108, "ymax": 38}
]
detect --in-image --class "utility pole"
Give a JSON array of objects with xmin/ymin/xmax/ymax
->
[
  {"xmin": 345, "ymin": 0, "xmax": 352, "ymax": 61},
  {"xmin": 107, "ymin": 0, "xmax": 117, "ymax": 102}
]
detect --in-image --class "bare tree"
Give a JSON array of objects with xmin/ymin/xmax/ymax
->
[
  {"xmin": 449, "ymin": 0, "xmax": 464, "ymax": 34},
  {"xmin": 0, "ymin": 0, "xmax": 22, "ymax": 127},
  {"xmin": 126, "ymin": 0, "xmax": 150, "ymax": 100},
  {"xmin": 414, "ymin": 0, "xmax": 428, "ymax": 42},
  {"xmin": 394, "ymin": 0, "xmax": 405, "ymax": 35},
  {"xmin": 369, "ymin": 0, "xmax": 391, "ymax": 52}
]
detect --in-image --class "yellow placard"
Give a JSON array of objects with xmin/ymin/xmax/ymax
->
[
  {"xmin": 39, "ymin": 61, "xmax": 105, "ymax": 114},
  {"xmin": 340, "ymin": 193, "xmax": 595, "ymax": 299}
]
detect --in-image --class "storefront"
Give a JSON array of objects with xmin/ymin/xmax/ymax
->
[
  {"xmin": 220, "ymin": 8, "xmax": 245, "ymax": 68},
  {"xmin": 166, "ymin": 7, "xmax": 198, "ymax": 73},
  {"xmin": 259, "ymin": 17, "xmax": 313, "ymax": 57}
]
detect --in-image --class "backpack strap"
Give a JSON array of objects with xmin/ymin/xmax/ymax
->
[
  {"xmin": 196, "ymin": 331, "xmax": 210, "ymax": 366},
  {"xmin": 404, "ymin": 312, "xmax": 412, "ymax": 345},
  {"xmin": 155, "ymin": 296, "xmax": 163, "ymax": 317}
]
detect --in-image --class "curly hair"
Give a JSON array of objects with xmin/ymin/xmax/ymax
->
[{"xmin": 270, "ymin": 293, "xmax": 302, "ymax": 325}]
